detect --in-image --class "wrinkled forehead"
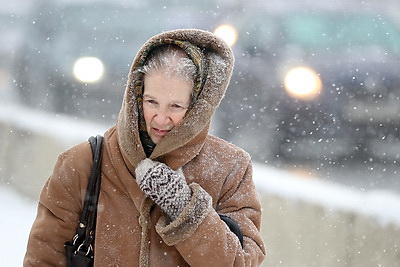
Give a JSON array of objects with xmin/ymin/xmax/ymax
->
[
  {"xmin": 143, "ymin": 71, "xmax": 193, "ymax": 104},
  {"xmin": 137, "ymin": 39, "xmax": 208, "ymax": 103}
]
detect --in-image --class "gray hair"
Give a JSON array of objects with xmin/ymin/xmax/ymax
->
[{"xmin": 138, "ymin": 45, "xmax": 197, "ymax": 88}]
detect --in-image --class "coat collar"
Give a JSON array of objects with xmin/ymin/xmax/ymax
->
[{"xmin": 105, "ymin": 127, "xmax": 145, "ymax": 211}]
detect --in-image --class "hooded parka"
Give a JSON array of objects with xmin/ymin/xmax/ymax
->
[{"xmin": 24, "ymin": 29, "xmax": 266, "ymax": 266}]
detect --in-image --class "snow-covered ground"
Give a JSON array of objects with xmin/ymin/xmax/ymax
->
[
  {"xmin": 253, "ymin": 162, "xmax": 400, "ymax": 226},
  {"xmin": 0, "ymin": 185, "xmax": 37, "ymax": 266},
  {"xmin": 2, "ymin": 162, "xmax": 400, "ymax": 266}
]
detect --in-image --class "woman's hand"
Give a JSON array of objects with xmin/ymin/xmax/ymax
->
[{"xmin": 135, "ymin": 159, "xmax": 191, "ymax": 220}]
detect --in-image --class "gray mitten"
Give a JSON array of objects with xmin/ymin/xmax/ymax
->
[{"xmin": 135, "ymin": 159, "xmax": 191, "ymax": 220}]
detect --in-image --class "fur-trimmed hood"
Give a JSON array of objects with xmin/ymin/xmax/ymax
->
[{"xmin": 116, "ymin": 29, "xmax": 234, "ymax": 169}]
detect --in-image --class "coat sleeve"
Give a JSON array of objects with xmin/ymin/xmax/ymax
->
[
  {"xmin": 24, "ymin": 143, "xmax": 91, "ymax": 266},
  {"xmin": 155, "ymin": 150, "xmax": 266, "ymax": 266}
]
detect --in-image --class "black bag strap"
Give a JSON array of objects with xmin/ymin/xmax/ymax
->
[
  {"xmin": 219, "ymin": 214, "xmax": 244, "ymax": 248},
  {"xmin": 74, "ymin": 135, "xmax": 104, "ymax": 251}
]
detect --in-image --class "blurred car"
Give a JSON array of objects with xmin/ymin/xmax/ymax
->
[
  {"xmin": 274, "ymin": 12, "xmax": 400, "ymax": 162},
  {"xmin": 13, "ymin": 0, "xmax": 213, "ymax": 123},
  {"xmin": 213, "ymin": 6, "xmax": 400, "ymax": 163},
  {"xmin": 13, "ymin": 1, "xmax": 156, "ymax": 123}
]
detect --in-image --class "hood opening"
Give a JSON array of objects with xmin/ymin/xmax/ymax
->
[
  {"xmin": 116, "ymin": 29, "xmax": 234, "ymax": 169},
  {"xmin": 131, "ymin": 39, "xmax": 208, "ymax": 157}
]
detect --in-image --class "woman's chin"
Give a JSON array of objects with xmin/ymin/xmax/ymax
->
[{"xmin": 149, "ymin": 134, "xmax": 162, "ymax": 144}]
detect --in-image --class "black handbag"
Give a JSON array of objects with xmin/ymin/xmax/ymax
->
[{"xmin": 65, "ymin": 135, "xmax": 104, "ymax": 267}]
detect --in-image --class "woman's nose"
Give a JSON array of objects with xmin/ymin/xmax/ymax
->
[{"xmin": 154, "ymin": 108, "xmax": 170, "ymax": 125}]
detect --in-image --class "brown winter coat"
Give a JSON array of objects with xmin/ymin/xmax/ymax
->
[{"xmin": 24, "ymin": 29, "xmax": 265, "ymax": 266}]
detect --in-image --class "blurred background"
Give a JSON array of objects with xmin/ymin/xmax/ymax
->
[
  {"xmin": 1, "ymin": 0, "xmax": 400, "ymax": 266},
  {"xmin": 2, "ymin": 0, "xmax": 400, "ymax": 194}
]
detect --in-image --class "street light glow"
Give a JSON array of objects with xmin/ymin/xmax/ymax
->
[
  {"xmin": 214, "ymin": 24, "xmax": 238, "ymax": 47},
  {"xmin": 284, "ymin": 67, "xmax": 322, "ymax": 100},
  {"xmin": 73, "ymin": 57, "xmax": 104, "ymax": 83}
]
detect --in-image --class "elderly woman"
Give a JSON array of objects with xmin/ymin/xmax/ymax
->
[{"xmin": 24, "ymin": 29, "xmax": 265, "ymax": 266}]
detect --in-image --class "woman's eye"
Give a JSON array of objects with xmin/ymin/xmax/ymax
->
[
  {"xmin": 145, "ymin": 99, "xmax": 157, "ymax": 105},
  {"xmin": 171, "ymin": 104, "xmax": 186, "ymax": 110}
]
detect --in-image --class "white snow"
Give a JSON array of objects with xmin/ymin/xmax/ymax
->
[
  {"xmin": 253, "ymin": 162, "xmax": 400, "ymax": 226},
  {"xmin": 0, "ymin": 185, "xmax": 37, "ymax": 266},
  {"xmin": 2, "ymin": 163, "xmax": 400, "ymax": 266},
  {"xmin": 0, "ymin": 104, "xmax": 107, "ymax": 145}
]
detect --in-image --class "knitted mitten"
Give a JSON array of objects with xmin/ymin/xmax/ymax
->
[{"xmin": 135, "ymin": 159, "xmax": 191, "ymax": 220}]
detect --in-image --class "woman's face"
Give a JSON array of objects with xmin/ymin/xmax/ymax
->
[{"xmin": 143, "ymin": 71, "xmax": 192, "ymax": 144}]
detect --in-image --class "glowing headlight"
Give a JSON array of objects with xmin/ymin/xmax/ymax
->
[
  {"xmin": 214, "ymin": 24, "xmax": 238, "ymax": 47},
  {"xmin": 284, "ymin": 67, "xmax": 322, "ymax": 100},
  {"xmin": 73, "ymin": 57, "xmax": 104, "ymax": 83}
]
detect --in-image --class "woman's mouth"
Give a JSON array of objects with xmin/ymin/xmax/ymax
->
[{"xmin": 152, "ymin": 127, "xmax": 169, "ymax": 137}]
